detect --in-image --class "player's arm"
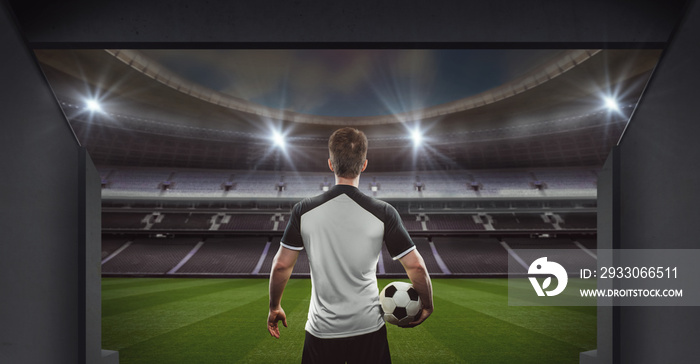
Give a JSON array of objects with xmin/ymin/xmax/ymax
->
[
  {"xmin": 268, "ymin": 245, "xmax": 299, "ymax": 338},
  {"xmin": 399, "ymin": 249, "xmax": 433, "ymax": 327}
]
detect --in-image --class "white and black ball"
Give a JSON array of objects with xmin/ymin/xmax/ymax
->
[{"xmin": 379, "ymin": 281, "xmax": 422, "ymax": 326}]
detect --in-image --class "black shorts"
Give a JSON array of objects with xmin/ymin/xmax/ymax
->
[{"xmin": 302, "ymin": 325, "xmax": 391, "ymax": 364}]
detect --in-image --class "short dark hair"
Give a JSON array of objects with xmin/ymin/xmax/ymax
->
[{"xmin": 328, "ymin": 127, "xmax": 368, "ymax": 178}]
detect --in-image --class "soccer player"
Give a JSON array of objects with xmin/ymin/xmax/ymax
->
[{"xmin": 267, "ymin": 127, "xmax": 433, "ymax": 364}]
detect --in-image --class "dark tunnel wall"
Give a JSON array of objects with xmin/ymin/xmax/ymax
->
[
  {"xmin": 615, "ymin": 1, "xmax": 700, "ymax": 363},
  {"xmin": 0, "ymin": 3, "xmax": 82, "ymax": 363}
]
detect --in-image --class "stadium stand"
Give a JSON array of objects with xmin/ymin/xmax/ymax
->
[
  {"xmin": 102, "ymin": 212, "xmax": 147, "ymax": 229},
  {"xmin": 152, "ymin": 213, "xmax": 215, "ymax": 230},
  {"xmin": 219, "ymin": 214, "xmax": 275, "ymax": 231},
  {"xmin": 503, "ymin": 237, "xmax": 596, "ymax": 273},
  {"xmin": 165, "ymin": 170, "xmax": 232, "ymax": 197},
  {"xmin": 425, "ymin": 214, "xmax": 485, "ymax": 231},
  {"xmin": 152, "ymin": 213, "xmax": 188, "ymax": 229},
  {"xmin": 275, "ymin": 214, "xmax": 289, "ymax": 231},
  {"xmin": 470, "ymin": 170, "xmax": 539, "ymax": 197},
  {"xmin": 412, "ymin": 237, "xmax": 443, "ymax": 275},
  {"xmin": 371, "ymin": 174, "xmax": 418, "ymax": 198},
  {"xmin": 99, "ymin": 167, "xmax": 597, "ymax": 277},
  {"xmin": 100, "ymin": 233, "xmax": 598, "ymax": 277},
  {"xmin": 431, "ymin": 237, "xmax": 508, "ymax": 274},
  {"xmin": 575, "ymin": 238, "xmax": 597, "ymax": 250},
  {"xmin": 401, "ymin": 214, "xmax": 423, "ymax": 232},
  {"xmin": 491, "ymin": 213, "xmax": 555, "ymax": 230},
  {"xmin": 257, "ymin": 237, "xmax": 280, "ymax": 275},
  {"xmin": 181, "ymin": 213, "xmax": 213, "ymax": 230},
  {"xmin": 292, "ymin": 250, "xmax": 311, "ymax": 274},
  {"xmin": 256, "ymin": 237, "xmax": 310, "ymax": 276},
  {"xmin": 99, "ymin": 166, "xmax": 599, "ymax": 199},
  {"xmin": 175, "ymin": 237, "xmax": 268, "ymax": 274},
  {"xmin": 277, "ymin": 174, "xmax": 332, "ymax": 198},
  {"xmin": 226, "ymin": 172, "xmax": 282, "ymax": 198},
  {"xmin": 100, "ymin": 211, "xmax": 595, "ymax": 232},
  {"xmin": 102, "ymin": 237, "xmax": 200, "ymax": 273},
  {"xmin": 418, "ymin": 172, "xmax": 477, "ymax": 198},
  {"xmin": 558, "ymin": 213, "xmax": 597, "ymax": 229},
  {"xmin": 102, "ymin": 237, "xmax": 129, "ymax": 260},
  {"xmin": 530, "ymin": 168, "xmax": 598, "ymax": 197},
  {"xmin": 101, "ymin": 168, "xmax": 171, "ymax": 197},
  {"xmin": 380, "ymin": 244, "xmax": 406, "ymax": 274}
]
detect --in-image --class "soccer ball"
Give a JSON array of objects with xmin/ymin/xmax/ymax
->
[{"xmin": 379, "ymin": 281, "xmax": 422, "ymax": 326}]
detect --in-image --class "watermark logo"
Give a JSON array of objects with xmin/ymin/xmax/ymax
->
[{"xmin": 528, "ymin": 257, "xmax": 568, "ymax": 296}]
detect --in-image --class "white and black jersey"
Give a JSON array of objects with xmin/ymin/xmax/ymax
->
[{"xmin": 281, "ymin": 184, "xmax": 415, "ymax": 339}]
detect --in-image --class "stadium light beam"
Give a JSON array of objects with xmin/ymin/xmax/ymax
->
[
  {"xmin": 411, "ymin": 129, "xmax": 423, "ymax": 147},
  {"xmin": 603, "ymin": 96, "xmax": 619, "ymax": 112},
  {"xmin": 272, "ymin": 131, "xmax": 285, "ymax": 148},
  {"xmin": 86, "ymin": 99, "xmax": 103, "ymax": 113}
]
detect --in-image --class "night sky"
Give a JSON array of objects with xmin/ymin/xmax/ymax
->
[{"xmin": 142, "ymin": 49, "xmax": 562, "ymax": 117}]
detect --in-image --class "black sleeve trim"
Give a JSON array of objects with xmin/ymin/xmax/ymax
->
[
  {"xmin": 383, "ymin": 204, "xmax": 415, "ymax": 259},
  {"xmin": 280, "ymin": 202, "xmax": 304, "ymax": 249}
]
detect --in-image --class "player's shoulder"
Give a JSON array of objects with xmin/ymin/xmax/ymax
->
[
  {"xmin": 292, "ymin": 189, "xmax": 338, "ymax": 216},
  {"xmin": 344, "ymin": 187, "xmax": 399, "ymax": 220},
  {"xmin": 293, "ymin": 185, "xmax": 398, "ymax": 220}
]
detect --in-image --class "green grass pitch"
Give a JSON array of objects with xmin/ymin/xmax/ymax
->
[{"xmin": 103, "ymin": 278, "xmax": 595, "ymax": 363}]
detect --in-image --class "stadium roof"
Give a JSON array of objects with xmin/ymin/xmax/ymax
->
[{"xmin": 35, "ymin": 48, "xmax": 661, "ymax": 172}]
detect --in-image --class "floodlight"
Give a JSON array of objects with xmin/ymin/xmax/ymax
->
[
  {"xmin": 272, "ymin": 131, "xmax": 285, "ymax": 148},
  {"xmin": 411, "ymin": 129, "xmax": 422, "ymax": 146},
  {"xmin": 603, "ymin": 96, "xmax": 619, "ymax": 111},
  {"xmin": 86, "ymin": 99, "xmax": 102, "ymax": 112}
]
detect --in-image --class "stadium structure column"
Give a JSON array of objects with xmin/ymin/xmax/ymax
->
[
  {"xmin": 0, "ymin": 2, "xmax": 115, "ymax": 363},
  {"xmin": 585, "ymin": 147, "xmax": 620, "ymax": 364}
]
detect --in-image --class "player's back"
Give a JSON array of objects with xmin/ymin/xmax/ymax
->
[{"xmin": 281, "ymin": 184, "xmax": 414, "ymax": 338}]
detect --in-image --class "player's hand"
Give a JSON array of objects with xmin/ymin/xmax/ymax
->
[
  {"xmin": 267, "ymin": 306, "xmax": 288, "ymax": 338},
  {"xmin": 402, "ymin": 306, "xmax": 433, "ymax": 328}
]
